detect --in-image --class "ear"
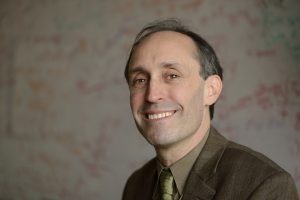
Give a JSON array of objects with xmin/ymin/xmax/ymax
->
[{"xmin": 204, "ymin": 75, "xmax": 223, "ymax": 106}]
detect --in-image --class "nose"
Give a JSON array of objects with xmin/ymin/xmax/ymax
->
[{"xmin": 145, "ymin": 78, "xmax": 165, "ymax": 103}]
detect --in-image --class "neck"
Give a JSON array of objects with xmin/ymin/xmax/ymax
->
[{"xmin": 155, "ymin": 111, "xmax": 211, "ymax": 167}]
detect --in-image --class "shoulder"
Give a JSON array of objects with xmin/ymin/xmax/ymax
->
[
  {"xmin": 126, "ymin": 158, "xmax": 157, "ymax": 184},
  {"xmin": 206, "ymin": 127, "xmax": 284, "ymax": 177},
  {"xmin": 122, "ymin": 158, "xmax": 157, "ymax": 200},
  {"xmin": 206, "ymin": 127, "xmax": 285, "ymax": 176},
  {"xmin": 215, "ymin": 140, "xmax": 298, "ymax": 195},
  {"xmin": 222, "ymin": 141, "xmax": 299, "ymax": 198},
  {"xmin": 222, "ymin": 140, "xmax": 284, "ymax": 174},
  {"xmin": 202, "ymin": 132, "xmax": 298, "ymax": 198}
]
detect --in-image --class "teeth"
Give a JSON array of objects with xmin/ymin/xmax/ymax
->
[{"xmin": 147, "ymin": 111, "xmax": 173, "ymax": 120}]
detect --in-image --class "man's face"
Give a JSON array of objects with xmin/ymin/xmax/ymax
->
[{"xmin": 127, "ymin": 31, "xmax": 209, "ymax": 149}]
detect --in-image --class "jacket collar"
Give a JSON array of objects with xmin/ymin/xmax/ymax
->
[{"xmin": 182, "ymin": 126, "xmax": 228, "ymax": 200}]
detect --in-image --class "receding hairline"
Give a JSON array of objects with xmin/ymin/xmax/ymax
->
[{"xmin": 128, "ymin": 30, "xmax": 201, "ymax": 69}]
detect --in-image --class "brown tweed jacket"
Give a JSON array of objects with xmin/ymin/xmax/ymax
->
[{"xmin": 122, "ymin": 127, "xmax": 299, "ymax": 200}]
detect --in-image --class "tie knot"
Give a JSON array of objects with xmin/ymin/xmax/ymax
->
[{"xmin": 159, "ymin": 169, "xmax": 174, "ymax": 200}]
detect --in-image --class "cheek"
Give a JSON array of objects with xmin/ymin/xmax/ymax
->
[
  {"xmin": 171, "ymin": 81, "xmax": 202, "ymax": 103},
  {"xmin": 177, "ymin": 85, "xmax": 204, "ymax": 111},
  {"xmin": 130, "ymin": 91, "xmax": 144, "ymax": 111}
]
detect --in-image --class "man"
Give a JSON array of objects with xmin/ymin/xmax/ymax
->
[{"xmin": 122, "ymin": 19, "xmax": 299, "ymax": 200}]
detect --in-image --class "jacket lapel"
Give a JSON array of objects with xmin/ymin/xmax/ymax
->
[{"xmin": 182, "ymin": 127, "xmax": 228, "ymax": 200}]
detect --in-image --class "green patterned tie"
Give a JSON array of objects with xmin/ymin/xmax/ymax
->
[{"xmin": 159, "ymin": 169, "xmax": 174, "ymax": 200}]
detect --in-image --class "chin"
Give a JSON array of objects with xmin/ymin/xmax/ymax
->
[{"xmin": 145, "ymin": 131, "xmax": 178, "ymax": 147}]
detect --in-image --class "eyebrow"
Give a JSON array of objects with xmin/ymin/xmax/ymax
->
[
  {"xmin": 159, "ymin": 61, "xmax": 181, "ymax": 69},
  {"xmin": 128, "ymin": 61, "xmax": 182, "ymax": 76},
  {"xmin": 128, "ymin": 66, "xmax": 147, "ymax": 75}
]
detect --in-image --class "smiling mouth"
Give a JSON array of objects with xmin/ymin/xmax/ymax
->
[{"xmin": 146, "ymin": 111, "xmax": 175, "ymax": 120}]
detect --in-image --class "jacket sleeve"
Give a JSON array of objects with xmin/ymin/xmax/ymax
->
[{"xmin": 248, "ymin": 171, "xmax": 299, "ymax": 200}]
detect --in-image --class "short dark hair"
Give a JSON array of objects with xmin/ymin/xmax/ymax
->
[{"xmin": 124, "ymin": 19, "xmax": 223, "ymax": 119}]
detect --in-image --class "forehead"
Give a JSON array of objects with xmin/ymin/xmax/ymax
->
[{"xmin": 129, "ymin": 31, "xmax": 199, "ymax": 65}]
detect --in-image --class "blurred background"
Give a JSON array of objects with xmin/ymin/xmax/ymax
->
[{"xmin": 0, "ymin": 0, "xmax": 299, "ymax": 199}]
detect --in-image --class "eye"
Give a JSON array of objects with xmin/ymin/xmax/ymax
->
[
  {"xmin": 131, "ymin": 78, "xmax": 147, "ymax": 88},
  {"xmin": 166, "ymin": 73, "xmax": 179, "ymax": 80},
  {"xmin": 134, "ymin": 78, "xmax": 146, "ymax": 84},
  {"xmin": 168, "ymin": 74, "xmax": 178, "ymax": 79}
]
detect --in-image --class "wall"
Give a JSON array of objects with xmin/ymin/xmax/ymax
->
[{"xmin": 0, "ymin": 0, "xmax": 299, "ymax": 199}]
